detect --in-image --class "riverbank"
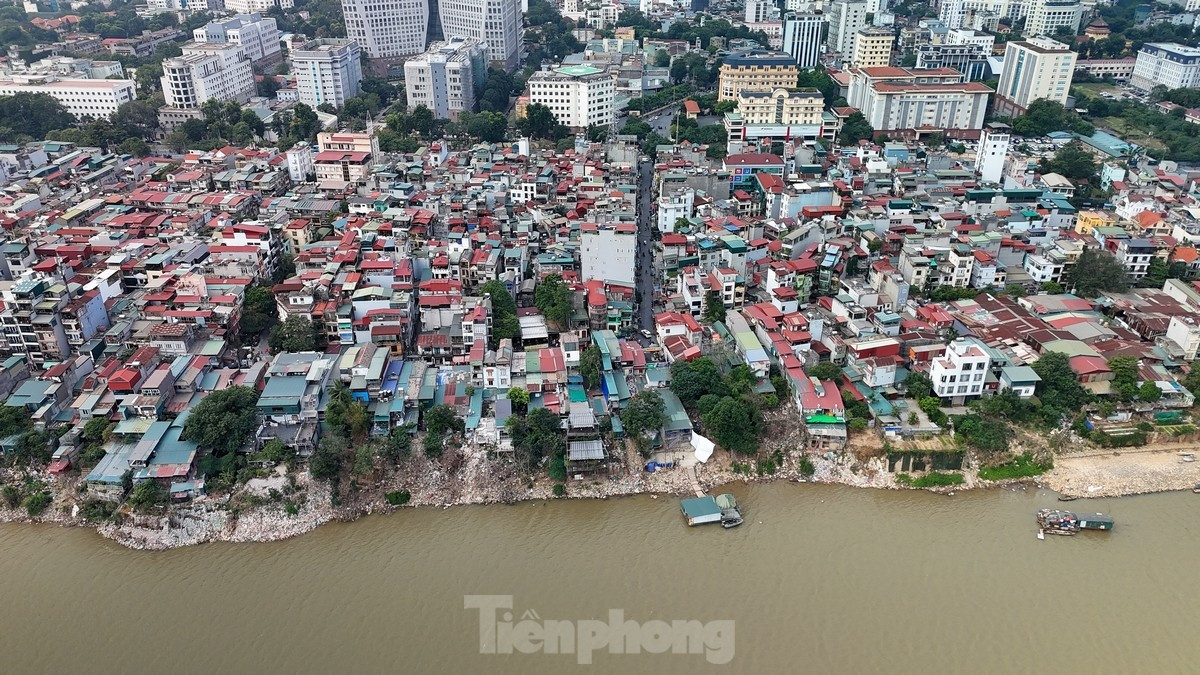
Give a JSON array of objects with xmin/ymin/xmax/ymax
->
[{"xmin": 4, "ymin": 443, "xmax": 1199, "ymax": 549}]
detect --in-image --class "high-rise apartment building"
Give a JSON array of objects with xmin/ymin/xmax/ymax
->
[
  {"xmin": 828, "ymin": 0, "xmax": 869, "ymax": 61},
  {"xmin": 782, "ymin": 13, "xmax": 825, "ymax": 69},
  {"xmin": 160, "ymin": 42, "xmax": 255, "ymax": 109},
  {"xmin": 403, "ymin": 37, "xmax": 487, "ymax": 121},
  {"xmin": 291, "ymin": 39, "xmax": 363, "ymax": 109},
  {"xmin": 342, "ymin": 0, "xmax": 428, "ymax": 71},
  {"xmin": 851, "ymin": 27, "xmax": 894, "ymax": 68},
  {"xmin": 940, "ymin": 0, "xmax": 966, "ymax": 29},
  {"xmin": 440, "ymin": 0, "xmax": 522, "ymax": 71},
  {"xmin": 526, "ymin": 64, "xmax": 614, "ymax": 130},
  {"xmin": 994, "ymin": 37, "xmax": 1076, "ymax": 115},
  {"xmin": 1023, "ymin": 0, "xmax": 1081, "ymax": 38},
  {"xmin": 192, "ymin": 13, "xmax": 282, "ymax": 65}
]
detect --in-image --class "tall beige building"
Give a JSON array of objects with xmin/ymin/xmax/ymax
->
[
  {"xmin": 851, "ymin": 27, "xmax": 895, "ymax": 68},
  {"xmin": 995, "ymin": 37, "xmax": 1076, "ymax": 116},
  {"xmin": 717, "ymin": 50, "xmax": 801, "ymax": 102}
]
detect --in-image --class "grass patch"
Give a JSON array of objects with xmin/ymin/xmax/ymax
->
[
  {"xmin": 898, "ymin": 472, "xmax": 964, "ymax": 488},
  {"xmin": 1100, "ymin": 116, "xmax": 1169, "ymax": 154},
  {"xmin": 978, "ymin": 453, "xmax": 1052, "ymax": 481}
]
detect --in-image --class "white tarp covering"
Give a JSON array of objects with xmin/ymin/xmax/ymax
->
[{"xmin": 691, "ymin": 431, "xmax": 715, "ymax": 463}]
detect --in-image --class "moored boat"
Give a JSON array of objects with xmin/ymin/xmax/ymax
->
[
  {"xmin": 1036, "ymin": 509, "xmax": 1115, "ymax": 535},
  {"xmin": 1036, "ymin": 508, "xmax": 1079, "ymax": 535}
]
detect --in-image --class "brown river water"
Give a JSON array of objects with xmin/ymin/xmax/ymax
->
[{"xmin": 1, "ymin": 482, "xmax": 1198, "ymax": 674}]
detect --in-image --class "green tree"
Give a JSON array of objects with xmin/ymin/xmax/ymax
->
[
  {"xmin": 82, "ymin": 416, "xmax": 113, "ymax": 445},
  {"xmin": 1108, "ymin": 355, "xmax": 1139, "ymax": 401},
  {"xmin": 534, "ymin": 273, "xmax": 573, "ymax": 328},
  {"xmin": 1139, "ymin": 381, "xmax": 1162, "ymax": 402},
  {"xmin": 0, "ymin": 92, "xmax": 76, "ymax": 141},
  {"xmin": 1033, "ymin": 351, "xmax": 1090, "ymax": 422},
  {"xmin": 838, "ymin": 112, "xmax": 874, "ymax": 146},
  {"xmin": 580, "ymin": 344, "xmax": 603, "ymax": 389},
  {"xmin": 906, "ymin": 371, "xmax": 933, "ymax": 400},
  {"xmin": 702, "ymin": 290, "xmax": 726, "ymax": 324},
  {"xmin": 0, "ymin": 405, "xmax": 33, "ymax": 443},
  {"xmin": 1038, "ymin": 141, "xmax": 1099, "ymax": 182},
  {"xmin": 1010, "ymin": 99, "xmax": 1093, "ymax": 137},
  {"xmin": 22, "ymin": 491, "xmax": 52, "ymax": 517},
  {"xmin": 309, "ymin": 433, "xmax": 345, "ymax": 481},
  {"xmin": 507, "ymin": 386, "xmax": 530, "ymax": 411},
  {"xmin": 1068, "ymin": 249, "xmax": 1129, "ymax": 298},
  {"xmin": 268, "ymin": 315, "xmax": 320, "ymax": 353},
  {"xmin": 807, "ymin": 361, "xmax": 843, "ymax": 382},
  {"xmin": 259, "ymin": 438, "xmax": 292, "ymax": 464},
  {"xmin": 702, "ymin": 396, "xmax": 761, "ymax": 455},
  {"xmin": 380, "ymin": 425, "xmax": 413, "ymax": 464},
  {"xmin": 669, "ymin": 357, "xmax": 729, "ymax": 407},
  {"xmin": 181, "ymin": 386, "xmax": 260, "ymax": 456},
  {"xmin": 127, "ymin": 480, "xmax": 166, "ymax": 511},
  {"xmin": 424, "ymin": 404, "xmax": 464, "ymax": 437},
  {"xmin": 520, "ymin": 103, "xmax": 561, "ymax": 140},
  {"xmin": 1040, "ymin": 281, "xmax": 1064, "ymax": 294},
  {"xmin": 480, "ymin": 280, "xmax": 519, "ymax": 347},
  {"xmin": 240, "ymin": 286, "xmax": 278, "ymax": 337},
  {"xmin": 621, "ymin": 390, "xmax": 666, "ymax": 439}
]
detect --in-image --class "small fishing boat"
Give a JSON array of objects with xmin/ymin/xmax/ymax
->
[
  {"xmin": 721, "ymin": 514, "xmax": 744, "ymax": 528},
  {"xmin": 1193, "ymin": 483, "xmax": 1200, "ymax": 494},
  {"xmin": 1037, "ymin": 529, "xmax": 1045, "ymax": 540}
]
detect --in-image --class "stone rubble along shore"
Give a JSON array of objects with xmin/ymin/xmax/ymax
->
[{"xmin": 4, "ymin": 448, "xmax": 1199, "ymax": 549}]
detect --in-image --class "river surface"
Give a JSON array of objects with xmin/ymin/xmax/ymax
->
[{"xmin": 2, "ymin": 483, "xmax": 1199, "ymax": 674}]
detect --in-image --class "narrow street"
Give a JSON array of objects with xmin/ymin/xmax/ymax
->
[{"xmin": 636, "ymin": 157, "xmax": 655, "ymax": 333}]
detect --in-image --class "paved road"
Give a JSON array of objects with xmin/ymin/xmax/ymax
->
[{"xmin": 636, "ymin": 157, "xmax": 655, "ymax": 332}]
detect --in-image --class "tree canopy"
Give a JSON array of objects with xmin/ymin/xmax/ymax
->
[
  {"xmin": 838, "ymin": 112, "xmax": 874, "ymax": 146},
  {"xmin": 1010, "ymin": 99, "xmax": 1093, "ymax": 137},
  {"xmin": 1032, "ymin": 351, "xmax": 1089, "ymax": 422},
  {"xmin": 269, "ymin": 315, "xmax": 322, "ymax": 353},
  {"xmin": 534, "ymin": 274, "xmax": 573, "ymax": 328},
  {"xmin": 480, "ymin": 280, "xmax": 519, "ymax": 347},
  {"xmin": 1068, "ymin": 249, "xmax": 1129, "ymax": 298},
  {"xmin": 621, "ymin": 390, "xmax": 666, "ymax": 440},
  {"xmin": 182, "ymin": 386, "xmax": 260, "ymax": 456},
  {"xmin": 0, "ymin": 93, "xmax": 76, "ymax": 142},
  {"xmin": 702, "ymin": 396, "xmax": 761, "ymax": 455}
]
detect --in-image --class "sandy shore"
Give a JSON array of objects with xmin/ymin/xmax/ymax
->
[
  {"xmin": 1042, "ymin": 447, "xmax": 1200, "ymax": 498},
  {"xmin": 4, "ymin": 444, "xmax": 1198, "ymax": 549}
]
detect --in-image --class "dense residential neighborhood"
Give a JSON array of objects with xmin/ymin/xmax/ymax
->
[{"xmin": 2, "ymin": 0, "xmax": 1200, "ymax": 544}]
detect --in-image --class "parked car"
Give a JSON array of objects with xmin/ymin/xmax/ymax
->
[{"xmin": 640, "ymin": 329, "xmax": 653, "ymax": 339}]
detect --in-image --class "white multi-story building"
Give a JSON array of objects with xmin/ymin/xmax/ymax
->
[
  {"xmin": 746, "ymin": 0, "xmax": 779, "ymax": 22},
  {"xmin": 224, "ymin": 0, "xmax": 294, "ymax": 12},
  {"xmin": 975, "ymin": 122, "xmax": 1010, "ymax": 183},
  {"xmin": 0, "ymin": 75, "xmax": 135, "ymax": 119},
  {"xmin": 291, "ymin": 39, "xmax": 363, "ymax": 109},
  {"xmin": 657, "ymin": 188, "xmax": 695, "ymax": 232},
  {"xmin": 160, "ymin": 42, "xmax": 255, "ymax": 109},
  {"xmin": 404, "ymin": 37, "xmax": 487, "ymax": 121},
  {"xmin": 931, "ymin": 338, "xmax": 991, "ymax": 401},
  {"xmin": 440, "ymin": 0, "xmax": 522, "ymax": 71},
  {"xmin": 1023, "ymin": 0, "xmax": 1081, "ymax": 39},
  {"xmin": 940, "ymin": 0, "xmax": 966, "ymax": 29},
  {"xmin": 526, "ymin": 65, "xmax": 614, "ymax": 130},
  {"xmin": 782, "ymin": 13, "xmax": 825, "ymax": 68},
  {"xmin": 724, "ymin": 87, "xmax": 824, "ymax": 142},
  {"xmin": 314, "ymin": 131, "xmax": 379, "ymax": 189},
  {"xmin": 848, "ymin": 67, "xmax": 991, "ymax": 133},
  {"xmin": 994, "ymin": 37, "xmax": 1076, "ymax": 115},
  {"xmin": 192, "ymin": 13, "xmax": 282, "ymax": 66},
  {"xmin": 581, "ymin": 223, "xmax": 637, "ymax": 286},
  {"xmin": 342, "ymin": 0, "xmax": 428, "ymax": 66},
  {"xmin": 1166, "ymin": 315, "xmax": 1200, "ymax": 361},
  {"xmin": 947, "ymin": 28, "xmax": 996, "ymax": 49},
  {"xmin": 1130, "ymin": 42, "xmax": 1200, "ymax": 92},
  {"xmin": 828, "ymin": 0, "xmax": 870, "ymax": 62},
  {"xmin": 286, "ymin": 142, "xmax": 313, "ymax": 182},
  {"xmin": 7, "ymin": 56, "xmax": 124, "ymax": 80},
  {"xmin": 851, "ymin": 27, "xmax": 894, "ymax": 68}
]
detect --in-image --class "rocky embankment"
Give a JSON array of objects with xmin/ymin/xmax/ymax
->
[
  {"xmin": 1042, "ymin": 447, "xmax": 1200, "ymax": 498},
  {"xmin": 8, "ymin": 442, "xmax": 1200, "ymax": 549}
]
